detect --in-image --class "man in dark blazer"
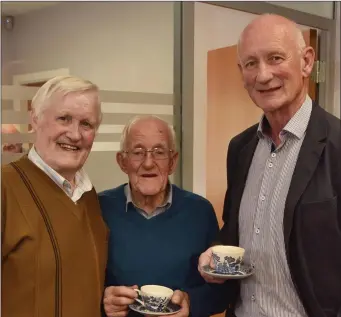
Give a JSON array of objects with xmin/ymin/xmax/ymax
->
[{"xmin": 198, "ymin": 14, "xmax": 341, "ymax": 317}]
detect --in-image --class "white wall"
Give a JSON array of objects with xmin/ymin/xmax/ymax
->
[
  {"xmin": 268, "ymin": 1, "xmax": 334, "ymax": 19},
  {"xmin": 3, "ymin": 1, "xmax": 174, "ymax": 191},
  {"xmin": 8, "ymin": 1, "xmax": 174, "ymax": 93},
  {"xmin": 1, "ymin": 20, "xmax": 14, "ymax": 85}
]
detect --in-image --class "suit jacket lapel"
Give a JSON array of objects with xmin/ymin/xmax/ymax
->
[
  {"xmin": 283, "ymin": 104, "xmax": 327, "ymax": 250},
  {"xmin": 233, "ymin": 134, "xmax": 259, "ymax": 243}
]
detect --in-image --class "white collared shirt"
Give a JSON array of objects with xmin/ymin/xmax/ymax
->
[
  {"xmin": 28, "ymin": 146, "xmax": 93, "ymax": 203},
  {"xmin": 124, "ymin": 182, "xmax": 173, "ymax": 219}
]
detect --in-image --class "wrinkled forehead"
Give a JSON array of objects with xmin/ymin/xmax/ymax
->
[
  {"xmin": 127, "ymin": 120, "xmax": 170, "ymax": 147},
  {"xmin": 46, "ymin": 91, "xmax": 100, "ymax": 116},
  {"xmin": 238, "ymin": 22, "xmax": 297, "ymax": 59}
]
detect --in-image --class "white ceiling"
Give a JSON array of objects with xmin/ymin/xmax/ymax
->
[{"xmin": 1, "ymin": 1, "xmax": 60, "ymax": 16}]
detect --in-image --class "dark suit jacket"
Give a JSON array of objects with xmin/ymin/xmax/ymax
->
[{"xmin": 218, "ymin": 103, "xmax": 341, "ymax": 317}]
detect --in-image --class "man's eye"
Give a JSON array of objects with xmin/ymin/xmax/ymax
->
[
  {"xmin": 154, "ymin": 148, "xmax": 166, "ymax": 155},
  {"xmin": 58, "ymin": 116, "xmax": 71, "ymax": 122},
  {"xmin": 82, "ymin": 121, "xmax": 92, "ymax": 128},
  {"xmin": 245, "ymin": 61, "xmax": 256, "ymax": 68},
  {"xmin": 270, "ymin": 56, "xmax": 283, "ymax": 62},
  {"xmin": 132, "ymin": 149, "xmax": 144, "ymax": 155}
]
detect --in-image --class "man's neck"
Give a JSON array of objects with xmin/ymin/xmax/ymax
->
[
  {"xmin": 33, "ymin": 146, "xmax": 77, "ymax": 188},
  {"xmin": 131, "ymin": 186, "xmax": 169, "ymax": 214},
  {"xmin": 264, "ymin": 93, "xmax": 306, "ymax": 146}
]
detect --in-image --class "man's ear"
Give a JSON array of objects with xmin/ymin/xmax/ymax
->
[
  {"xmin": 30, "ymin": 109, "xmax": 39, "ymax": 132},
  {"xmin": 301, "ymin": 46, "xmax": 315, "ymax": 78},
  {"xmin": 168, "ymin": 151, "xmax": 179, "ymax": 175},
  {"xmin": 238, "ymin": 63, "xmax": 242, "ymax": 73},
  {"xmin": 116, "ymin": 152, "xmax": 129, "ymax": 174}
]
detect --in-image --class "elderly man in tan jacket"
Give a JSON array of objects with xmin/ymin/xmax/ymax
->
[{"xmin": 1, "ymin": 76, "xmax": 108, "ymax": 317}]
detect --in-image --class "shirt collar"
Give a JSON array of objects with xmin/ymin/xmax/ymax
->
[
  {"xmin": 28, "ymin": 146, "xmax": 93, "ymax": 201},
  {"xmin": 257, "ymin": 95, "xmax": 312, "ymax": 140},
  {"xmin": 124, "ymin": 181, "xmax": 173, "ymax": 212}
]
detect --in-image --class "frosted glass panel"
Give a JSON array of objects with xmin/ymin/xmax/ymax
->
[{"xmin": 1, "ymin": 1, "xmax": 176, "ymax": 191}]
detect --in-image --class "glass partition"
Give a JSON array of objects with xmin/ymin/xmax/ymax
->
[{"xmin": 1, "ymin": 1, "xmax": 176, "ymax": 192}]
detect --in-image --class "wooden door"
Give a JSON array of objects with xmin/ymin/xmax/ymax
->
[{"xmin": 24, "ymin": 81, "xmax": 46, "ymax": 149}]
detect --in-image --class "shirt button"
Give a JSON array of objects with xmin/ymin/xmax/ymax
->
[
  {"xmin": 271, "ymin": 153, "xmax": 276, "ymax": 158},
  {"xmin": 268, "ymin": 163, "xmax": 273, "ymax": 168},
  {"xmin": 251, "ymin": 295, "xmax": 256, "ymax": 301},
  {"xmin": 260, "ymin": 195, "xmax": 265, "ymax": 201},
  {"xmin": 255, "ymin": 228, "xmax": 260, "ymax": 234}
]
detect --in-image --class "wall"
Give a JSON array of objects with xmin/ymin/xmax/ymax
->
[
  {"xmin": 3, "ymin": 1, "xmax": 175, "ymax": 191},
  {"xmin": 267, "ymin": 1, "xmax": 334, "ymax": 19},
  {"xmin": 8, "ymin": 1, "xmax": 174, "ymax": 93},
  {"xmin": 193, "ymin": 3, "xmax": 258, "ymax": 196}
]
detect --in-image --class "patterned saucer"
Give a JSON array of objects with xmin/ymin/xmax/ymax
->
[
  {"xmin": 129, "ymin": 301, "xmax": 181, "ymax": 316},
  {"xmin": 202, "ymin": 264, "xmax": 254, "ymax": 280}
]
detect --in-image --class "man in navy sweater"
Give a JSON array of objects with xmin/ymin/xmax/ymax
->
[{"xmin": 100, "ymin": 115, "xmax": 228, "ymax": 317}]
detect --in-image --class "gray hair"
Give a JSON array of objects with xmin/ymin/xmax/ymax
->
[
  {"xmin": 120, "ymin": 115, "xmax": 176, "ymax": 151},
  {"xmin": 31, "ymin": 75, "xmax": 102, "ymax": 126}
]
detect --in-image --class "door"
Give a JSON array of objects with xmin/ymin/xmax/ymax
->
[
  {"xmin": 206, "ymin": 28, "xmax": 318, "ymax": 229},
  {"xmin": 24, "ymin": 81, "xmax": 46, "ymax": 149}
]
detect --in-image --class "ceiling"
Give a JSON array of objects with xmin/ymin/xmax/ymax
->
[{"xmin": 1, "ymin": 1, "xmax": 60, "ymax": 16}]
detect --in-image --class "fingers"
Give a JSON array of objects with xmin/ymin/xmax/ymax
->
[
  {"xmin": 198, "ymin": 247, "xmax": 213, "ymax": 268},
  {"xmin": 198, "ymin": 248, "xmax": 226, "ymax": 284},
  {"xmin": 105, "ymin": 309, "xmax": 129, "ymax": 317},
  {"xmin": 103, "ymin": 285, "xmax": 139, "ymax": 317},
  {"xmin": 168, "ymin": 290, "xmax": 190, "ymax": 317},
  {"xmin": 171, "ymin": 290, "xmax": 185, "ymax": 305}
]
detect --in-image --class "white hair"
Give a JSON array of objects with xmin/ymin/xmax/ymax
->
[
  {"xmin": 31, "ymin": 75, "xmax": 102, "ymax": 126},
  {"xmin": 120, "ymin": 115, "xmax": 176, "ymax": 151}
]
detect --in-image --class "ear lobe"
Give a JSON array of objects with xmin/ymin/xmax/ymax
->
[
  {"xmin": 168, "ymin": 152, "xmax": 179, "ymax": 175},
  {"xmin": 237, "ymin": 63, "xmax": 242, "ymax": 73},
  {"xmin": 302, "ymin": 46, "xmax": 315, "ymax": 78},
  {"xmin": 116, "ymin": 152, "xmax": 128, "ymax": 174},
  {"xmin": 30, "ymin": 110, "xmax": 38, "ymax": 131}
]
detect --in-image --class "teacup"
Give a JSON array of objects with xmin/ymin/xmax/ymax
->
[
  {"xmin": 212, "ymin": 245, "xmax": 245, "ymax": 274},
  {"xmin": 134, "ymin": 285, "xmax": 174, "ymax": 312}
]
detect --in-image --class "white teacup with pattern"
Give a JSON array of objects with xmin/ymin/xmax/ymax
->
[
  {"xmin": 134, "ymin": 285, "xmax": 174, "ymax": 312},
  {"xmin": 212, "ymin": 245, "xmax": 245, "ymax": 274}
]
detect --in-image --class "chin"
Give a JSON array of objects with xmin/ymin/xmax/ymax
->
[{"xmin": 255, "ymin": 98, "xmax": 286, "ymax": 113}]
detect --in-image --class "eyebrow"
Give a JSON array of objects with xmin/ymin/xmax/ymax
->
[{"xmin": 131, "ymin": 143, "xmax": 167, "ymax": 149}]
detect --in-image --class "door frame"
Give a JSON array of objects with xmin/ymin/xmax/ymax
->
[
  {"xmin": 175, "ymin": 1, "xmax": 337, "ymax": 193},
  {"xmin": 12, "ymin": 68, "xmax": 70, "ymax": 132}
]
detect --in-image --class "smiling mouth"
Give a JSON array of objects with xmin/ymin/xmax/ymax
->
[
  {"xmin": 57, "ymin": 143, "xmax": 80, "ymax": 151},
  {"xmin": 141, "ymin": 173, "xmax": 158, "ymax": 178},
  {"xmin": 258, "ymin": 87, "xmax": 281, "ymax": 93}
]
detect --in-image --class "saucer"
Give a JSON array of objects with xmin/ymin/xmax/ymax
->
[
  {"xmin": 202, "ymin": 264, "xmax": 254, "ymax": 280},
  {"xmin": 129, "ymin": 301, "xmax": 181, "ymax": 316}
]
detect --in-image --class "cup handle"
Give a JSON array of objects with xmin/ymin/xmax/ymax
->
[{"xmin": 133, "ymin": 289, "xmax": 145, "ymax": 306}]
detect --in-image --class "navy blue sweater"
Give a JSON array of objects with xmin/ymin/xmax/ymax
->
[{"xmin": 99, "ymin": 184, "xmax": 228, "ymax": 317}]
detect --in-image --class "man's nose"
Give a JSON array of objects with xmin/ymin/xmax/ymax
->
[
  {"xmin": 256, "ymin": 62, "xmax": 273, "ymax": 83},
  {"xmin": 66, "ymin": 123, "xmax": 81, "ymax": 141},
  {"xmin": 142, "ymin": 151, "xmax": 154, "ymax": 168}
]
